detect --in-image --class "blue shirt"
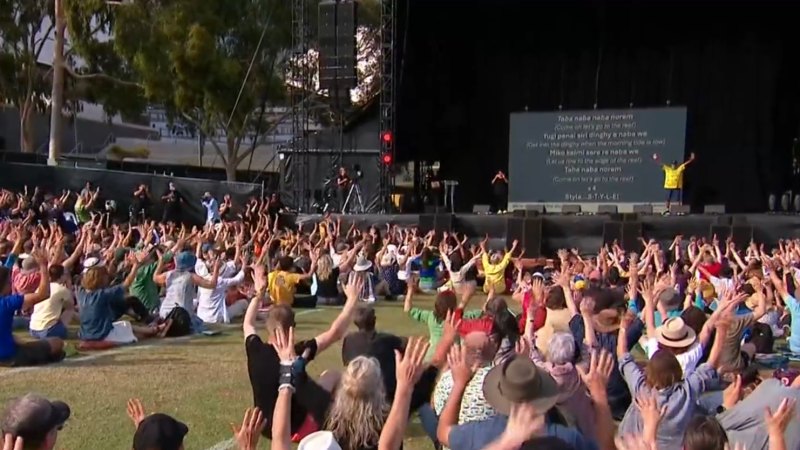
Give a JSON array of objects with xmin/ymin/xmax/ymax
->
[
  {"xmin": 77, "ymin": 285, "xmax": 126, "ymax": 340},
  {"xmin": 448, "ymin": 414, "xmax": 598, "ymax": 450},
  {"xmin": 785, "ymin": 295, "xmax": 800, "ymax": 353},
  {"xmin": 570, "ymin": 313, "xmax": 644, "ymax": 418},
  {"xmin": 0, "ymin": 294, "xmax": 23, "ymax": 359},
  {"xmin": 202, "ymin": 198, "xmax": 220, "ymax": 224}
]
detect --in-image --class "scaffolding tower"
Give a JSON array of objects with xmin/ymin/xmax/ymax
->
[{"xmin": 284, "ymin": 0, "xmax": 313, "ymax": 211}]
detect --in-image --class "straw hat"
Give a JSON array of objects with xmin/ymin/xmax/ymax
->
[{"xmin": 656, "ymin": 317, "xmax": 697, "ymax": 348}]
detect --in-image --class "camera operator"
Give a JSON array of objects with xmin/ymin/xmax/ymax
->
[{"xmin": 336, "ymin": 166, "xmax": 351, "ymax": 212}]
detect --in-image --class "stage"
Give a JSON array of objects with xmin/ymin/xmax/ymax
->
[{"xmin": 292, "ymin": 213, "xmax": 800, "ymax": 256}]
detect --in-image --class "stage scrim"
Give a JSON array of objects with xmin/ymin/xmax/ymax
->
[{"xmin": 508, "ymin": 107, "xmax": 686, "ymax": 211}]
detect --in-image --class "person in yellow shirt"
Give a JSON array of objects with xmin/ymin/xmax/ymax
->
[
  {"xmin": 268, "ymin": 255, "xmax": 316, "ymax": 306},
  {"xmin": 480, "ymin": 239, "xmax": 518, "ymax": 294},
  {"xmin": 654, "ymin": 152, "xmax": 695, "ymax": 212}
]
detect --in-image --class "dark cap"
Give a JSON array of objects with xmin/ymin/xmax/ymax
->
[
  {"xmin": 133, "ymin": 413, "xmax": 189, "ymax": 450},
  {"xmin": 1, "ymin": 394, "xmax": 71, "ymax": 444}
]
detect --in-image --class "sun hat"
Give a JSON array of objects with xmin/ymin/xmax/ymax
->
[
  {"xmin": 655, "ymin": 317, "xmax": 697, "ymax": 348},
  {"xmin": 1, "ymin": 394, "xmax": 71, "ymax": 443},
  {"xmin": 591, "ymin": 309, "xmax": 622, "ymax": 333},
  {"xmin": 82, "ymin": 256, "xmax": 104, "ymax": 273},
  {"xmin": 353, "ymin": 254, "xmax": 373, "ymax": 272},
  {"xmin": 482, "ymin": 355, "xmax": 560, "ymax": 415},
  {"xmin": 298, "ymin": 431, "xmax": 342, "ymax": 450},
  {"xmin": 132, "ymin": 413, "xmax": 189, "ymax": 450}
]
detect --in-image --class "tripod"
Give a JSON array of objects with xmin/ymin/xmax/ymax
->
[{"xmin": 342, "ymin": 180, "xmax": 364, "ymax": 214}]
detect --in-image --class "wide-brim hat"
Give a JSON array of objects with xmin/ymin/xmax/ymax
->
[
  {"xmin": 482, "ymin": 355, "xmax": 560, "ymax": 415},
  {"xmin": 353, "ymin": 255, "xmax": 372, "ymax": 272},
  {"xmin": 298, "ymin": 431, "xmax": 342, "ymax": 450},
  {"xmin": 656, "ymin": 317, "xmax": 697, "ymax": 348}
]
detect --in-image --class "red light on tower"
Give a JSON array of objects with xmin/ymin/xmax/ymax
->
[
  {"xmin": 381, "ymin": 130, "xmax": 393, "ymax": 144},
  {"xmin": 382, "ymin": 153, "xmax": 393, "ymax": 165}
]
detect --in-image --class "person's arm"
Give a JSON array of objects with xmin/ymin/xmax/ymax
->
[
  {"xmin": 378, "ymin": 338, "xmax": 429, "ymax": 450},
  {"xmin": 191, "ymin": 260, "xmax": 220, "ymax": 289},
  {"xmin": 243, "ymin": 264, "xmax": 267, "ymax": 340},
  {"xmin": 121, "ymin": 258, "xmax": 141, "ymax": 290},
  {"xmin": 152, "ymin": 255, "xmax": 168, "ymax": 286},
  {"xmin": 765, "ymin": 398, "xmax": 795, "ymax": 450},
  {"xmin": 403, "ymin": 274, "xmax": 415, "ymax": 313},
  {"xmin": 577, "ymin": 350, "xmax": 617, "ymax": 450},
  {"xmin": 436, "ymin": 345, "xmax": 475, "ymax": 448},
  {"xmin": 704, "ymin": 314, "xmax": 729, "ymax": 370},
  {"xmin": 21, "ymin": 251, "xmax": 51, "ymax": 310},
  {"xmin": 313, "ymin": 275, "xmax": 363, "ymax": 354}
]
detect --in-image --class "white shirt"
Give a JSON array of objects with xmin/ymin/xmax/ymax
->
[
  {"xmin": 195, "ymin": 260, "xmax": 245, "ymax": 324},
  {"xmin": 643, "ymin": 337, "xmax": 704, "ymax": 376}
]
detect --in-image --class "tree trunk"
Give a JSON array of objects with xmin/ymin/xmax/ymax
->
[
  {"xmin": 225, "ymin": 161, "xmax": 237, "ymax": 181},
  {"xmin": 48, "ymin": 0, "xmax": 66, "ymax": 166},
  {"xmin": 19, "ymin": 103, "xmax": 35, "ymax": 153}
]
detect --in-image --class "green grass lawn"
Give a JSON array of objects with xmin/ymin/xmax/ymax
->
[{"xmin": 0, "ymin": 297, "xmax": 438, "ymax": 450}]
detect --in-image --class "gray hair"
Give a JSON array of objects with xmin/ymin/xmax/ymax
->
[{"xmin": 546, "ymin": 332, "xmax": 576, "ymax": 365}]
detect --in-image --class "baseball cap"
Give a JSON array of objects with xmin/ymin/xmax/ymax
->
[
  {"xmin": 1, "ymin": 394, "xmax": 71, "ymax": 444},
  {"xmin": 133, "ymin": 413, "xmax": 189, "ymax": 450}
]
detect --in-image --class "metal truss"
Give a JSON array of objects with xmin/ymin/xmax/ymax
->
[
  {"xmin": 374, "ymin": 0, "xmax": 396, "ymax": 213},
  {"xmin": 283, "ymin": 0, "xmax": 313, "ymax": 211}
]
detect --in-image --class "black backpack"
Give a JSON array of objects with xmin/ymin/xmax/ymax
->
[{"xmin": 165, "ymin": 306, "xmax": 192, "ymax": 337}]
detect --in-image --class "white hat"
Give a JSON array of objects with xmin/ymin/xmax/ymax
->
[
  {"xmin": 386, "ymin": 244, "xmax": 398, "ymax": 255},
  {"xmin": 298, "ymin": 431, "xmax": 342, "ymax": 450},
  {"xmin": 82, "ymin": 257, "xmax": 104, "ymax": 273},
  {"xmin": 353, "ymin": 254, "xmax": 373, "ymax": 272}
]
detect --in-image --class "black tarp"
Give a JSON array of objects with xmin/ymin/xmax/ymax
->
[{"xmin": 0, "ymin": 163, "xmax": 263, "ymax": 225}]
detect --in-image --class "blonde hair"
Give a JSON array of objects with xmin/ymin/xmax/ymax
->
[
  {"xmin": 81, "ymin": 267, "xmax": 108, "ymax": 291},
  {"xmin": 316, "ymin": 254, "xmax": 334, "ymax": 281},
  {"xmin": 325, "ymin": 356, "xmax": 388, "ymax": 450}
]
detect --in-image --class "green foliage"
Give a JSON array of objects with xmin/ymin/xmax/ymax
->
[
  {"xmin": 107, "ymin": 144, "xmax": 150, "ymax": 160},
  {"xmin": 67, "ymin": 0, "xmax": 292, "ymax": 179}
]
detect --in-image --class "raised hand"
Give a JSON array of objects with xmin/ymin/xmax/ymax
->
[
  {"xmin": 232, "ymin": 407, "xmax": 265, "ymax": 450},
  {"xmin": 126, "ymin": 398, "xmax": 146, "ymax": 428},
  {"xmin": 447, "ymin": 344, "xmax": 478, "ymax": 386},
  {"xmin": 502, "ymin": 401, "xmax": 546, "ymax": 446},
  {"xmin": 577, "ymin": 350, "xmax": 614, "ymax": 403},
  {"xmin": 635, "ymin": 392, "xmax": 666, "ymax": 442},
  {"xmin": 1, "ymin": 434, "xmax": 23, "ymax": 450},
  {"xmin": 273, "ymin": 327, "xmax": 296, "ymax": 363},
  {"xmin": 765, "ymin": 398, "xmax": 796, "ymax": 436},
  {"xmin": 395, "ymin": 337, "xmax": 430, "ymax": 391}
]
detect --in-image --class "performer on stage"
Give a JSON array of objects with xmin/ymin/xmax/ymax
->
[
  {"xmin": 491, "ymin": 170, "xmax": 508, "ymax": 213},
  {"xmin": 161, "ymin": 181, "xmax": 184, "ymax": 224},
  {"xmin": 653, "ymin": 152, "xmax": 695, "ymax": 212},
  {"xmin": 336, "ymin": 166, "xmax": 351, "ymax": 212}
]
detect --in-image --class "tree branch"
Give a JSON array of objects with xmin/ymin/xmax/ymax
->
[
  {"xmin": 60, "ymin": 63, "xmax": 144, "ymax": 88},
  {"xmin": 181, "ymin": 112, "xmax": 228, "ymax": 165},
  {"xmin": 34, "ymin": 23, "xmax": 56, "ymax": 59}
]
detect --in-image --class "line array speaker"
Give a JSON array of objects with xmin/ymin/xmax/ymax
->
[{"xmin": 318, "ymin": 0, "xmax": 358, "ymax": 92}]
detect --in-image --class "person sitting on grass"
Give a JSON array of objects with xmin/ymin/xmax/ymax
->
[
  {"xmin": 481, "ymin": 239, "xmax": 518, "ymax": 295},
  {"xmin": 28, "ymin": 264, "xmax": 75, "ymax": 340},
  {"xmin": 242, "ymin": 264, "xmax": 362, "ymax": 440},
  {"xmin": 78, "ymin": 252, "xmax": 167, "ymax": 345},
  {"xmin": 0, "ymin": 249, "xmax": 65, "ymax": 367},
  {"xmin": 268, "ymin": 255, "xmax": 316, "ymax": 307}
]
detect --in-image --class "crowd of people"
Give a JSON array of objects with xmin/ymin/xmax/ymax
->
[{"xmin": 0, "ymin": 184, "xmax": 799, "ymax": 450}]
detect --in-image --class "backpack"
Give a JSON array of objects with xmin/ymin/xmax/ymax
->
[{"xmin": 165, "ymin": 306, "xmax": 192, "ymax": 337}]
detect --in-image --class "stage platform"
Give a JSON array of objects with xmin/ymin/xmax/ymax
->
[{"xmin": 291, "ymin": 213, "xmax": 800, "ymax": 256}]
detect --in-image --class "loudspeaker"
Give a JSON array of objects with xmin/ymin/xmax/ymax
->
[
  {"xmin": 704, "ymin": 204, "xmax": 726, "ymax": 214},
  {"xmin": 561, "ymin": 204, "xmax": 581, "ymax": 214},
  {"xmin": 670, "ymin": 204, "xmax": 690, "ymax": 215},
  {"xmin": 633, "ymin": 204, "xmax": 654, "ymax": 214},
  {"xmin": 621, "ymin": 221, "xmax": 643, "ymax": 251},
  {"xmin": 709, "ymin": 225, "xmax": 732, "ymax": 242},
  {"xmin": 525, "ymin": 204, "xmax": 546, "ymax": 215},
  {"xmin": 597, "ymin": 204, "xmax": 618, "ymax": 214},
  {"xmin": 318, "ymin": 0, "xmax": 357, "ymax": 92},
  {"xmin": 419, "ymin": 213, "xmax": 453, "ymax": 234},
  {"xmin": 731, "ymin": 225, "xmax": 754, "ymax": 249},
  {"xmin": 472, "ymin": 204, "xmax": 491, "ymax": 214},
  {"xmin": 506, "ymin": 217, "xmax": 543, "ymax": 256},
  {"xmin": 602, "ymin": 221, "xmax": 623, "ymax": 245}
]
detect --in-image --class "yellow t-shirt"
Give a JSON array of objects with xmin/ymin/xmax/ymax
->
[
  {"xmin": 268, "ymin": 270, "xmax": 302, "ymax": 306},
  {"xmin": 663, "ymin": 164, "xmax": 687, "ymax": 189},
  {"xmin": 481, "ymin": 252, "xmax": 511, "ymax": 294},
  {"xmin": 30, "ymin": 283, "xmax": 72, "ymax": 331}
]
